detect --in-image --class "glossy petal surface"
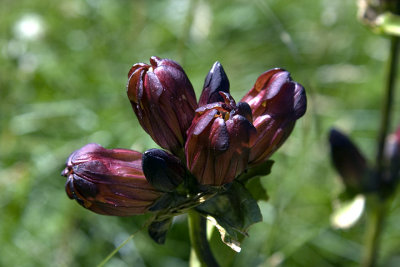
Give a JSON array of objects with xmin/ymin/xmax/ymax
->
[
  {"xmin": 62, "ymin": 143, "xmax": 161, "ymax": 216},
  {"xmin": 127, "ymin": 56, "xmax": 197, "ymax": 155}
]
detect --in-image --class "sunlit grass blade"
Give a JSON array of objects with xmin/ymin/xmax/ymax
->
[{"xmin": 97, "ymin": 229, "xmax": 141, "ymax": 267}]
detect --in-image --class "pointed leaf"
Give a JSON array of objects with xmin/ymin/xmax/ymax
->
[
  {"xmin": 245, "ymin": 177, "xmax": 269, "ymax": 201},
  {"xmin": 237, "ymin": 160, "xmax": 274, "ymax": 183},
  {"xmin": 195, "ymin": 181, "xmax": 262, "ymax": 251}
]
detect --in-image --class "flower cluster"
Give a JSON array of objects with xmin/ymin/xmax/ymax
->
[{"xmin": 62, "ymin": 56, "xmax": 306, "ymax": 220}]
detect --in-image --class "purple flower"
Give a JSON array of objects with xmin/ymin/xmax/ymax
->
[
  {"xmin": 241, "ymin": 68, "xmax": 307, "ymax": 165},
  {"xmin": 61, "ymin": 143, "xmax": 162, "ymax": 216},
  {"xmin": 127, "ymin": 58, "xmax": 306, "ymax": 185},
  {"xmin": 185, "ymin": 92, "xmax": 256, "ymax": 186},
  {"xmin": 127, "ymin": 56, "xmax": 197, "ymax": 156},
  {"xmin": 62, "ymin": 57, "xmax": 307, "ymax": 213}
]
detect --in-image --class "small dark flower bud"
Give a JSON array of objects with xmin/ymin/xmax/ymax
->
[
  {"xmin": 127, "ymin": 56, "xmax": 198, "ymax": 156},
  {"xmin": 383, "ymin": 126, "xmax": 400, "ymax": 188},
  {"xmin": 61, "ymin": 143, "xmax": 162, "ymax": 216},
  {"xmin": 185, "ymin": 92, "xmax": 257, "ymax": 186},
  {"xmin": 241, "ymin": 68, "xmax": 307, "ymax": 165},
  {"xmin": 329, "ymin": 129, "xmax": 368, "ymax": 192},
  {"xmin": 142, "ymin": 148, "xmax": 185, "ymax": 192},
  {"xmin": 198, "ymin": 61, "xmax": 230, "ymax": 106}
]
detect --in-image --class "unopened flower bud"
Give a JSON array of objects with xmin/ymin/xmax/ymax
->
[
  {"xmin": 185, "ymin": 92, "xmax": 256, "ymax": 186},
  {"xmin": 383, "ymin": 126, "xmax": 400, "ymax": 188},
  {"xmin": 127, "ymin": 56, "xmax": 198, "ymax": 156},
  {"xmin": 142, "ymin": 148, "xmax": 185, "ymax": 192},
  {"xmin": 329, "ymin": 129, "xmax": 368, "ymax": 193},
  {"xmin": 61, "ymin": 143, "xmax": 162, "ymax": 216},
  {"xmin": 358, "ymin": 0, "xmax": 400, "ymax": 28},
  {"xmin": 198, "ymin": 61, "xmax": 230, "ymax": 106},
  {"xmin": 241, "ymin": 69, "xmax": 307, "ymax": 164}
]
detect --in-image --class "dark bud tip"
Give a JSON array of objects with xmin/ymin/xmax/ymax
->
[
  {"xmin": 293, "ymin": 83, "xmax": 307, "ymax": 119},
  {"xmin": 236, "ymin": 102, "xmax": 253, "ymax": 123},
  {"xmin": 198, "ymin": 61, "xmax": 230, "ymax": 106},
  {"xmin": 148, "ymin": 218, "xmax": 172, "ymax": 244},
  {"xmin": 142, "ymin": 149, "xmax": 185, "ymax": 192},
  {"xmin": 329, "ymin": 128, "xmax": 368, "ymax": 192}
]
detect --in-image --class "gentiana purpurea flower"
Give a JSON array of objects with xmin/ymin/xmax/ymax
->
[
  {"xmin": 61, "ymin": 143, "xmax": 162, "ymax": 216},
  {"xmin": 62, "ymin": 56, "xmax": 306, "ymax": 218},
  {"xmin": 241, "ymin": 68, "xmax": 307, "ymax": 165},
  {"xmin": 185, "ymin": 92, "xmax": 257, "ymax": 185},
  {"xmin": 127, "ymin": 56, "xmax": 197, "ymax": 156}
]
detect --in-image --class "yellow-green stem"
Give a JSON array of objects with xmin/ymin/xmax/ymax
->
[
  {"xmin": 361, "ymin": 199, "xmax": 387, "ymax": 267},
  {"xmin": 188, "ymin": 211, "xmax": 219, "ymax": 267},
  {"xmin": 362, "ymin": 35, "xmax": 399, "ymax": 267},
  {"xmin": 376, "ymin": 36, "xmax": 400, "ymax": 173}
]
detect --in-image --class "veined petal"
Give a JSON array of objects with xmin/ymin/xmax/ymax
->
[
  {"xmin": 61, "ymin": 143, "xmax": 162, "ymax": 216},
  {"xmin": 127, "ymin": 56, "xmax": 197, "ymax": 156}
]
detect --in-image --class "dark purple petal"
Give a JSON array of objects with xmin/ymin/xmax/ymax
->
[
  {"xmin": 329, "ymin": 129, "xmax": 368, "ymax": 192},
  {"xmin": 142, "ymin": 149, "xmax": 185, "ymax": 192},
  {"xmin": 127, "ymin": 56, "xmax": 197, "ymax": 156},
  {"xmin": 198, "ymin": 61, "xmax": 230, "ymax": 106},
  {"xmin": 249, "ymin": 115, "xmax": 295, "ymax": 164},
  {"xmin": 241, "ymin": 69, "xmax": 306, "ymax": 165},
  {"xmin": 61, "ymin": 143, "xmax": 162, "ymax": 216},
  {"xmin": 185, "ymin": 94, "xmax": 256, "ymax": 186}
]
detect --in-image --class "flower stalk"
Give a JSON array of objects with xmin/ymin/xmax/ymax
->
[
  {"xmin": 188, "ymin": 211, "xmax": 220, "ymax": 267},
  {"xmin": 376, "ymin": 36, "xmax": 400, "ymax": 174},
  {"xmin": 361, "ymin": 35, "xmax": 400, "ymax": 267},
  {"xmin": 361, "ymin": 197, "xmax": 387, "ymax": 267}
]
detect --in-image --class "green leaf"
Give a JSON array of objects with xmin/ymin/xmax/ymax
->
[
  {"xmin": 237, "ymin": 160, "xmax": 274, "ymax": 183},
  {"xmin": 195, "ymin": 181, "xmax": 262, "ymax": 251},
  {"xmin": 246, "ymin": 177, "xmax": 269, "ymax": 201}
]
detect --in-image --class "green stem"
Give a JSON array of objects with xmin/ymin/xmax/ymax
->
[
  {"xmin": 361, "ymin": 198, "xmax": 387, "ymax": 267},
  {"xmin": 376, "ymin": 36, "xmax": 399, "ymax": 174},
  {"xmin": 188, "ymin": 211, "xmax": 220, "ymax": 267},
  {"xmin": 361, "ymin": 36, "xmax": 399, "ymax": 267}
]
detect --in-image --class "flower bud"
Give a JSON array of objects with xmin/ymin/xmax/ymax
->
[
  {"xmin": 383, "ymin": 126, "xmax": 400, "ymax": 188},
  {"xmin": 358, "ymin": 0, "xmax": 400, "ymax": 28},
  {"xmin": 142, "ymin": 148, "xmax": 185, "ymax": 192},
  {"xmin": 185, "ymin": 92, "xmax": 257, "ymax": 186},
  {"xmin": 127, "ymin": 56, "xmax": 198, "ymax": 156},
  {"xmin": 329, "ymin": 129, "xmax": 368, "ymax": 193},
  {"xmin": 241, "ymin": 69, "xmax": 307, "ymax": 164},
  {"xmin": 61, "ymin": 143, "xmax": 162, "ymax": 216},
  {"xmin": 198, "ymin": 61, "xmax": 230, "ymax": 106}
]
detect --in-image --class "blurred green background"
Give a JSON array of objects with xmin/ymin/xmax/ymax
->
[{"xmin": 2, "ymin": 0, "xmax": 400, "ymax": 266}]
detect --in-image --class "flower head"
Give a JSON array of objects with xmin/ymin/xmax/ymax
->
[
  {"xmin": 242, "ymin": 68, "xmax": 307, "ymax": 165},
  {"xmin": 62, "ymin": 57, "xmax": 306, "ymax": 217},
  {"xmin": 185, "ymin": 92, "xmax": 257, "ymax": 186},
  {"xmin": 127, "ymin": 56, "xmax": 197, "ymax": 156},
  {"xmin": 61, "ymin": 143, "xmax": 161, "ymax": 216}
]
